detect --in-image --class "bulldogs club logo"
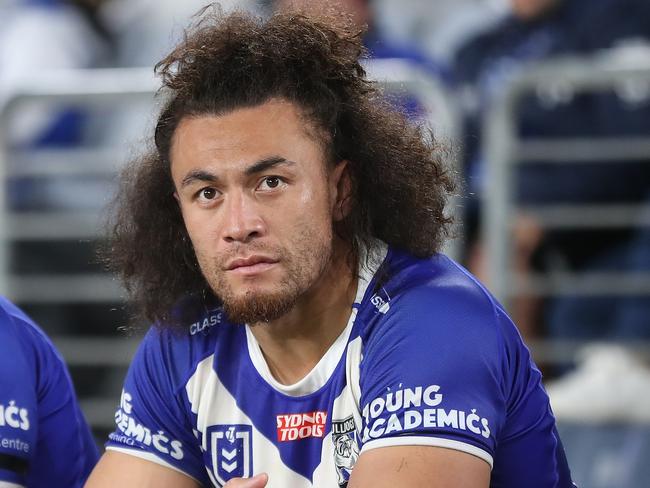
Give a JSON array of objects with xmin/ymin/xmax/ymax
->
[
  {"xmin": 332, "ymin": 416, "xmax": 360, "ymax": 487},
  {"xmin": 208, "ymin": 424, "xmax": 253, "ymax": 486}
]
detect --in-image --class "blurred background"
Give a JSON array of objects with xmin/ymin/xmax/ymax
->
[{"xmin": 0, "ymin": 0, "xmax": 649, "ymax": 486}]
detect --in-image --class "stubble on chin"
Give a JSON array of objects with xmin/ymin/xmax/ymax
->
[
  {"xmin": 221, "ymin": 283, "xmax": 300, "ymax": 324},
  {"xmin": 199, "ymin": 238, "xmax": 333, "ymax": 324}
]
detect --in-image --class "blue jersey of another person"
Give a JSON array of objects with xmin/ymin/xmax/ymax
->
[
  {"xmin": 0, "ymin": 297, "xmax": 98, "ymax": 487},
  {"xmin": 106, "ymin": 245, "xmax": 574, "ymax": 487}
]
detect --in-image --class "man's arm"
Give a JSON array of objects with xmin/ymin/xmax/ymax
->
[
  {"xmin": 348, "ymin": 446, "xmax": 490, "ymax": 488},
  {"xmin": 84, "ymin": 452, "xmax": 201, "ymax": 488},
  {"xmin": 86, "ymin": 454, "xmax": 271, "ymax": 488}
]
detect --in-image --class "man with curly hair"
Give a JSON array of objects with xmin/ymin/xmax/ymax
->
[{"xmin": 85, "ymin": 5, "xmax": 574, "ymax": 488}]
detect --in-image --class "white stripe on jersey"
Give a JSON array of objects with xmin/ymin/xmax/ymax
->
[{"xmin": 185, "ymin": 356, "xmax": 312, "ymax": 487}]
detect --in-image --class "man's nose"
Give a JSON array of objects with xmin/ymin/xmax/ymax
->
[{"xmin": 221, "ymin": 191, "xmax": 266, "ymax": 244}]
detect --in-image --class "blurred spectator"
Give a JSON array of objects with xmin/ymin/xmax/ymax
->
[
  {"xmin": 1, "ymin": 0, "xmax": 114, "ymax": 214},
  {"xmin": 450, "ymin": 0, "xmax": 650, "ymax": 342},
  {"xmin": 99, "ymin": 0, "xmax": 258, "ymax": 148},
  {"xmin": 0, "ymin": 0, "xmax": 113, "ymax": 147},
  {"xmin": 269, "ymin": 0, "xmax": 445, "ymax": 117},
  {"xmin": 102, "ymin": 0, "xmax": 257, "ymax": 68},
  {"xmin": 375, "ymin": 0, "xmax": 508, "ymax": 64},
  {"xmin": 271, "ymin": 0, "xmax": 438, "ymax": 66}
]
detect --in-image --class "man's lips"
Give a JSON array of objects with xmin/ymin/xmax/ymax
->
[{"xmin": 226, "ymin": 256, "xmax": 279, "ymax": 274}]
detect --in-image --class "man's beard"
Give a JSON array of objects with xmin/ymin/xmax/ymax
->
[
  {"xmin": 199, "ymin": 231, "xmax": 334, "ymax": 324},
  {"xmin": 221, "ymin": 278, "xmax": 301, "ymax": 324}
]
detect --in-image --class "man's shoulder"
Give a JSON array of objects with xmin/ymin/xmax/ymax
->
[
  {"xmin": 0, "ymin": 296, "xmax": 36, "ymax": 335},
  {"xmin": 359, "ymin": 250, "xmax": 506, "ymax": 351},
  {"xmin": 383, "ymin": 251, "xmax": 496, "ymax": 312},
  {"xmin": 145, "ymin": 295, "xmax": 229, "ymax": 343},
  {"xmin": 0, "ymin": 296, "xmax": 58, "ymax": 364},
  {"xmin": 133, "ymin": 303, "xmax": 232, "ymax": 388}
]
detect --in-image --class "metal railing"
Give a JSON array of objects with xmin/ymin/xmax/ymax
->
[
  {"xmin": 0, "ymin": 67, "xmax": 158, "ymax": 301},
  {"xmin": 482, "ymin": 47, "xmax": 650, "ymax": 305}
]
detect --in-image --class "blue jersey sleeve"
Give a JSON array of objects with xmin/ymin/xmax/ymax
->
[
  {"xmin": 106, "ymin": 327, "xmax": 209, "ymax": 486},
  {"xmin": 357, "ymin": 261, "xmax": 573, "ymax": 486},
  {"xmin": 0, "ymin": 297, "xmax": 98, "ymax": 487},
  {"xmin": 0, "ymin": 315, "xmax": 36, "ymax": 486},
  {"xmin": 359, "ymin": 281, "xmax": 503, "ymax": 465},
  {"xmin": 490, "ymin": 307, "xmax": 574, "ymax": 487}
]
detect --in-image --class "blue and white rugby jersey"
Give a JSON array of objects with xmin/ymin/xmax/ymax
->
[
  {"xmin": 106, "ymin": 246, "xmax": 574, "ymax": 487},
  {"xmin": 0, "ymin": 297, "xmax": 98, "ymax": 487}
]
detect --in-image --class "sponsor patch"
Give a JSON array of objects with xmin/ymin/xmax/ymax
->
[
  {"xmin": 361, "ymin": 384, "xmax": 491, "ymax": 443},
  {"xmin": 276, "ymin": 411, "xmax": 327, "ymax": 441},
  {"xmin": 189, "ymin": 311, "xmax": 223, "ymax": 336},
  {"xmin": 332, "ymin": 416, "xmax": 360, "ymax": 487},
  {"xmin": 0, "ymin": 401, "xmax": 30, "ymax": 431},
  {"xmin": 113, "ymin": 390, "xmax": 184, "ymax": 460}
]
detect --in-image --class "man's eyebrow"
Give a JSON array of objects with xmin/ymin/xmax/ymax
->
[
  {"xmin": 180, "ymin": 157, "xmax": 294, "ymax": 188},
  {"xmin": 180, "ymin": 170, "xmax": 219, "ymax": 188},
  {"xmin": 245, "ymin": 156, "xmax": 294, "ymax": 175}
]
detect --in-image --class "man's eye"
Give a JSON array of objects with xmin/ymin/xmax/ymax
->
[
  {"xmin": 258, "ymin": 176, "xmax": 284, "ymax": 190},
  {"xmin": 199, "ymin": 188, "xmax": 218, "ymax": 200},
  {"xmin": 265, "ymin": 177, "xmax": 280, "ymax": 188}
]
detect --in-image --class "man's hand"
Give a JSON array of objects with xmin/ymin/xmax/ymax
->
[{"xmin": 223, "ymin": 473, "xmax": 268, "ymax": 487}]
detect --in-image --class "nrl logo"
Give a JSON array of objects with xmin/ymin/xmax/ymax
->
[
  {"xmin": 332, "ymin": 416, "xmax": 360, "ymax": 487},
  {"xmin": 207, "ymin": 424, "xmax": 253, "ymax": 486}
]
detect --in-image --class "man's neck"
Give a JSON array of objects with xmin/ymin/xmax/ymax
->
[{"xmin": 248, "ymin": 241, "xmax": 358, "ymax": 386}]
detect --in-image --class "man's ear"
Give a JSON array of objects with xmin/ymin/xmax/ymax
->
[{"xmin": 331, "ymin": 160, "xmax": 352, "ymax": 221}]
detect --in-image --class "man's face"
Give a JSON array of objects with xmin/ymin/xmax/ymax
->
[{"xmin": 170, "ymin": 99, "xmax": 347, "ymax": 324}]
